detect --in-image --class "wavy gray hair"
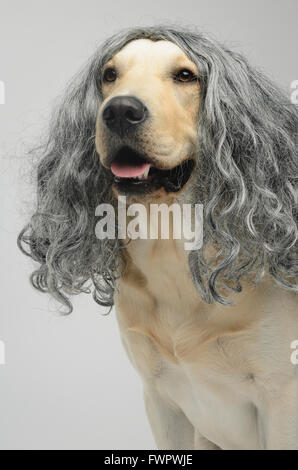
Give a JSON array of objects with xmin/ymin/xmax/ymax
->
[{"xmin": 18, "ymin": 25, "xmax": 298, "ymax": 312}]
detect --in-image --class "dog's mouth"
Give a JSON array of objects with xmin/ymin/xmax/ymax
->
[{"xmin": 110, "ymin": 146, "xmax": 195, "ymax": 195}]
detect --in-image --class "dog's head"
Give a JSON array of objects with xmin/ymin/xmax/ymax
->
[
  {"xmin": 96, "ymin": 39, "xmax": 200, "ymax": 198},
  {"xmin": 18, "ymin": 26, "xmax": 298, "ymax": 311}
]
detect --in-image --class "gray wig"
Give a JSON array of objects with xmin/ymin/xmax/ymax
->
[{"xmin": 18, "ymin": 26, "xmax": 298, "ymax": 312}]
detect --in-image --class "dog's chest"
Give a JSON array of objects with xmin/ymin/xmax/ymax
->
[{"xmin": 115, "ymin": 238, "xmax": 263, "ymax": 449}]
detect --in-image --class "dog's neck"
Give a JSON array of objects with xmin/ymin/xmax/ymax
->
[{"xmin": 115, "ymin": 189, "xmax": 287, "ymax": 366}]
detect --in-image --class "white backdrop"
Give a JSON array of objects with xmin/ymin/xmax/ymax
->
[{"xmin": 0, "ymin": 0, "xmax": 297, "ymax": 450}]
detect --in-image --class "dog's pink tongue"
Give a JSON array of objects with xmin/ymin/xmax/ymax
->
[{"xmin": 111, "ymin": 162, "xmax": 150, "ymax": 178}]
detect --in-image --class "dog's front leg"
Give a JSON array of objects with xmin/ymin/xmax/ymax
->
[
  {"xmin": 144, "ymin": 385, "xmax": 219, "ymax": 450},
  {"xmin": 144, "ymin": 385, "xmax": 194, "ymax": 450},
  {"xmin": 262, "ymin": 379, "xmax": 298, "ymax": 450},
  {"xmin": 194, "ymin": 431, "xmax": 221, "ymax": 450}
]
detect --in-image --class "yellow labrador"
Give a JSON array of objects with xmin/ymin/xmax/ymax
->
[
  {"xmin": 19, "ymin": 28, "xmax": 298, "ymax": 450},
  {"xmin": 95, "ymin": 39, "xmax": 298, "ymax": 450}
]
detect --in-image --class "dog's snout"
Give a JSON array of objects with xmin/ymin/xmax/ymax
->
[{"xmin": 102, "ymin": 96, "xmax": 148, "ymax": 136}]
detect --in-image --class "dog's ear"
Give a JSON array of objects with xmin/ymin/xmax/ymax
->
[
  {"xmin": 18, "ymin": 54, "xmax": 119, "ymax": 313},
  {"xmin": 190, "ymin": 41, "xmax": 298, "ymax": 303}
]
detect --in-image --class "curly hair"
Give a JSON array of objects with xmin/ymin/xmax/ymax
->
[{"xmin": 18, "ymin": 25, "xmax": 298, "ymax": 312}]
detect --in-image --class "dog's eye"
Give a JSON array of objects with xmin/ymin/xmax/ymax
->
[
  {"xmin": 174, "ymin": 69, "xmax": 197, "ymax": 83},
  {"xmin": 103, "ymin": 68, "xmax": 117, "ymax": 83}
]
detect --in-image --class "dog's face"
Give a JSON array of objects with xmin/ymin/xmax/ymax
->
[{"xmin": 96, "ymin": 39, "xmax": 200, "ymax": 198}]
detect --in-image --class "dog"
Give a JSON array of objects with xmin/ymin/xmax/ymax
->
[{"xmin": 19, "ymin": 26, "xmax": 298, "ymax": 450}]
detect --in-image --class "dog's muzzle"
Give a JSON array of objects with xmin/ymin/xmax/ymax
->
[
  {"xmin": 102, "ymin": 96, "xmax": 148, "ymax": 138},
  {"xmin": 100, "ymin": 95, "xmax": 195, "ymax": 197}
]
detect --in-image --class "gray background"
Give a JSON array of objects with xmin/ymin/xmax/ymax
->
[{"xmin": 0, "ymin": 0, "xmax": 297, "ymax": 450}]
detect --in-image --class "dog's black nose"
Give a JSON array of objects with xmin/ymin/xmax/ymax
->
[{"xmin": 102, "ymin": 96, "xmax": 147, "ymax": 136}]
